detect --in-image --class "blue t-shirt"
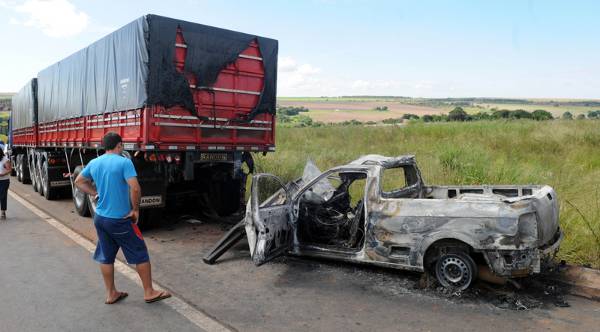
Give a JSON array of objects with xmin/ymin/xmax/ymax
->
[{"xmin": 81, "ymin": 154, "xmax": 137, "ymax": 219}]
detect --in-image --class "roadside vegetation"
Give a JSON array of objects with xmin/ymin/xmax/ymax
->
[
  {"xmin": 277, "ymin": 103, "xmax": 600, "ymax": 128},
  {"xmin": 0, "ymin": 97, "xmax": 11, "ymax": 143},
  {"xmin": 255, "ymin": 120, "xmax": 600, "ymax": 268}
]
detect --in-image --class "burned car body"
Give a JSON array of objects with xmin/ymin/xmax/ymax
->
[{"xmin": 206, "ymin": 155, "xmax": 563, "ymax": 290}]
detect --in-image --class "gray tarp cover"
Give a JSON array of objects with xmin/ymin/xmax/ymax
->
[
  {"xmin": 36, "ymin": 14, "xmax": 277, "ymax": 124},
  {"xmin": 11, "ymin": 78, "xmax": 37, "ymax": 130}
]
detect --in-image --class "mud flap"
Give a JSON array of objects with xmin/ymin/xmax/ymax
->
[{"xmin": 202, "ymin": 220, "xmax": 246, "ymax": 265}]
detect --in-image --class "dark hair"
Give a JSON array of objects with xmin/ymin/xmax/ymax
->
[
  {"xmin": 0, "ymin": 149, "xmax": 4, "ymax": 160},
  {"xmin": 102, "ymin": 132, "xmax": 123, "ymax": 150}
]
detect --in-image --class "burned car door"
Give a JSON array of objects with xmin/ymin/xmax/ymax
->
[
  {"xmin": 363, "ymin": 163, "xmax": 425, "ymax": 266},
  {"xmin": 246, "ymin": 174, "xmax": 294, "ymax": 265}
]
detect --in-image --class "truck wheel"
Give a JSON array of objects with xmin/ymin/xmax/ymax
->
[
  {"xmin": 20, "ymin": 156, "xmax": 30, "ymax": 184},
  {"xmin": 137, "ymin": 209, "xmax": 163, "ymax": 230},
  {"xmin": 72, "ymin": 166, "xmax": 90, "ymax": 217},
  {"xmin": 434, "ymin": 251, "xmax": 477, "ymax": 291},
  {"xmin": 34, "ymin": 163, "xmax": 43, "ymax": 194},
  {"xmin": 16, "ymin": 155, "xmax": 23, "ymax": 182},
  {"xmin": 87, "ymin": 192, "xmax": 97, "ymax": 218},
  {"xmin": 41, "ymin": 161, "xmax": 58, "ymax": 200},
  {"xmin": 30, "ymin": 161, "xmax": 38, "ymax": 192},
  {"xmin": 10, "ymin": 156, "xmax": 16, "ymax": 176}
]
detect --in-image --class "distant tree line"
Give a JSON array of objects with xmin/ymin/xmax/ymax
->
[
  {"xmin": 276, "ymin": 105, "xmax": 600, "ymax": 128},
  {"xmin": 400, "ymin": 107, "xmax": 555, "ymax": 123}
]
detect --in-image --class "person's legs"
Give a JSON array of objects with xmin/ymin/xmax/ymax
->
[
  {"xmin": 117, "ymin": 218, "xmax": 170, "ymax": 301},
  {"xmin": 135, "ymin": 262, "xmax": 165, "ymax": 300},
  {"xmin": 0, "ymin": 180, "xmax": 9, "ymax": 218},
  {"xmin": 99, "ymin": 263, "xmax": 125, "ymax": 302},
  {"xmin": 93, "ymin": 215, "xmax": 124, "ymax": 303}
]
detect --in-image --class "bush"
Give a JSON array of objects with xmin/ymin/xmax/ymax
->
[
  {"xmin": 401, "ymin": 113, "xmax": 420, "ymax": 120},
  {"xmin": 531, "ymin": 109, "xmax": 554, "ymax": 121},
  {"xmin": 373, "ymin": 106, "xmax": 389, "ymax": 112},
  {"xmin": 382, "ymin": 118, "xmax": 403, "ymax": 125},
  {"xmin": 448, "ymin": 107, "xmax": 468, "ymax": 121},
  {"xmin": 340, "ymin": 119, "xmax": 363, "ymax": 126},
  {"xmin": 491, "ymin": 109, "xmax": 511, "ymax": 119},
  {"xmin": 510, "ymin": 109, "xmax": 533, "ymax": 119},
  {"xmin": 293, "ymin": 115, "xmax": 313, "ymax": 127},
  {"xmin": 562, "ymin": 111, "xmax": 574, "ymax": 120},
  {"xmin": 431, "ymin": 114, "xmax": 449, "ymax": 122},
  {"xmin": 577, "ymin": 114, "xmax": 586, "ymax": 120},
  {"xmin": 276, "ymin": 106, "xmax": 309, "ymax": 116},
  {"xmin": 588, "ymin": 110, "xmax": 600, "ymax": 119},
  {"xmin": 471, "ymin": 112, "xmax": 491, "ymax": 121},
  {"xmin": 422, "ymin": 115, "xmax": 434, "ymax": 122}
]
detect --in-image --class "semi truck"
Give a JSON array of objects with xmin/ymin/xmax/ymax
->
[{"xmin": 9, "ymin": 14, "xmax": 278, "ymax": 225}]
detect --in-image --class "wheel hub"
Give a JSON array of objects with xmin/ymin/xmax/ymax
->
[{"xmin": 440, "ymin": 256, "xmax": 470, "ymax": 285}]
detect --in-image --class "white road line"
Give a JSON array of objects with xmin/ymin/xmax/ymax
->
[{"xmin": 8, "ymin": 190, "xmax": 232, "ymax": 332}]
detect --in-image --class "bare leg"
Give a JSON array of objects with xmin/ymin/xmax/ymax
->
[
  {"xmin": 99, "ymin": 264, "xmax": 122, "ymax": 302},
  {"xmin": 136, "ymin": 262, "xmax": 170, "ymax": 300}
]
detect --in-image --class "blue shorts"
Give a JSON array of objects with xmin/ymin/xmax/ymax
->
[{"xmin": 93, "ymin": 214, "xmax": 149, "ymax": 265}]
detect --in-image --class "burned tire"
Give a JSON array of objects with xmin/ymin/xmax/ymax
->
[
  {"xmin": 72, "ymin": 166, "xmax": 90, "ymax": 217},
  {"xmin": 435, "ymin": 251, "xmax": 477, "ymax": 291}
]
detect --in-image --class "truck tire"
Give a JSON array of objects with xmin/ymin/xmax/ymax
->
[
  {"xmin": 41, "ymin": 160, "xmax": 58, "ymax": 200},
  {"xmin": 10, "ymin": 156, "xmax": 16, "ymax": 176},
  {"xmin": 19, "ymin": 155, "xmax": 30, "ymax": 184},
  {"xmin": 72, "ymin": 166, "xmax": 90, "ymax": 217},
  {"xmin": 87, "ymin": 192, "xmax": 97, "ymax": 218},
  {"xmin": 30, "ymin": 159, "xmax": 38, "ymax": 192},
  {"xmin": 137, "ymin": 209, "xmax": 163, "ymax": 230},
  {"xmin": 434, "ymin": 251, "xmax": 477, "ymax": 291},
  {"xmin": 34, "ymin": 162, "xmax": 42, "ymax": 193},
  {"xmin": 16, "ymin": 155, "xmax": 23, "ymax": 182}
]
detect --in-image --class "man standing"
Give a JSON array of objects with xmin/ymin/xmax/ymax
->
[{"xmin": 75, "ymin": 132, "xmax": 171, "ymax": 304}]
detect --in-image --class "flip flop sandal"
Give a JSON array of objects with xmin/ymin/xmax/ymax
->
[
  {"xmin": 145, "ymin": 291, "xmax": 172, "ymax": 303},
  {"xmin": 105, "ymin": 292, "xmax": 128, "ymax": 305}
]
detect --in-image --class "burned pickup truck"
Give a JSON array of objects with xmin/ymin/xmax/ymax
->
[{"xmin": 205, "ymin": 155, "xmax": 563, "ymax": 290}]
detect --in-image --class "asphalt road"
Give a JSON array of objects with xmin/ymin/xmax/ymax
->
[
  {"xmin": 7, "ymin": 178, "xmax": 600, "ymax": 331},
  {"xmin": 0, "ymin": 189, "xmax": 204, "ymax": 332}
]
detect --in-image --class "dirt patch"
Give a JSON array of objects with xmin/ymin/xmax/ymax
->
[{"xmin": 278, "ymin": 100, "xmax": 446, "ymax": 123}]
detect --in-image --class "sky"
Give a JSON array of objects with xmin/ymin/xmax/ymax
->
[{"xmin": 0, "ymin": 0, "xmax": 599, "ymax": 98}]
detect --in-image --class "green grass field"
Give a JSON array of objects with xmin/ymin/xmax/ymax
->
[{"xmin": 254, "ymin": 120, "xmax": 600, "ymax": 268}]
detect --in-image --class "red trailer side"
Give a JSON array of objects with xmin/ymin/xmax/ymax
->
[{"xmin": 36, "ymin": 28, "xmax": 275, "ymax": 152}]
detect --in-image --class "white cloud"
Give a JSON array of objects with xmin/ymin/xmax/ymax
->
[
  {"xmin": 278, "ymin": 56, "xmax": 298, "ymax": 72},
  {"xmin": 278, "ymin": 56, "xmax": 323, "ymax": 95},
  {"xmin": 7, "ymin": 0, "xmax": 89, "ymax": 38},
  {"xmin": 277, "ymin": 56, "xmax": 445, "ymax": 97}
]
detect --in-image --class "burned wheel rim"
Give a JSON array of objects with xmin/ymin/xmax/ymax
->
[{"xmin": 435, "ymin": 253, "xmax": 475, "ymax": 290}]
